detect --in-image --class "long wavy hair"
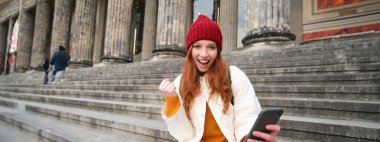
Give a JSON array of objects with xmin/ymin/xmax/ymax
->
[{"xmin": 180, "ymin": 45, "xmax": 233, "ymax": 121}]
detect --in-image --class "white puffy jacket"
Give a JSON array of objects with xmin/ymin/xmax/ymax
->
[{"xmin": 161, "ymin": 66, "xmax": 262, "ymax": 142}]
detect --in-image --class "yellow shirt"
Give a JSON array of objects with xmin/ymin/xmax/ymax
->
[{"xmin": 164, "ymin": 95, "xmax": 227, "ymax": 142}]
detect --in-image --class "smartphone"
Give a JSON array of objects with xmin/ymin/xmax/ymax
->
[{"xmin": 245, "ymin": 108, "xmax": 284, "ymax": 141}]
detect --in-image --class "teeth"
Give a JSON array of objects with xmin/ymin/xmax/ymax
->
[{"xmin": 198, "ymin": 60, "xmax": 209, "ymax": 64}]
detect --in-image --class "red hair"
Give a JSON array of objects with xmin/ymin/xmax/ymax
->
[{"xmin": 180, "ymin": 46, "xmax": 233, "ymax": 121}]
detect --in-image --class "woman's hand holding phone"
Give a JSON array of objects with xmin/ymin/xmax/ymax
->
[
  {"xmin": 247, "ymin": 124, "xmax": 281, "ymax": 142},
  {"xmin": 245, "ymin": 108, "xmax": 283, "ymax": 142}
]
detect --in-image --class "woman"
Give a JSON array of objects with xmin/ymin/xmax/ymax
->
[
  {"xmin": 159, "ymin": 15, "xmax": 280, "ymax": 142},
  {"xmin": 43, "ymin": 58, "xmax": 50, "ymax": 84}
]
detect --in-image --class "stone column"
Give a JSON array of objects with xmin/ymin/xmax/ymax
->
[
  {"xmin": 92, "ymin": 0, "xmax": 107, "ymax": 64},
  {"xmin": 289, "ymin": 0, "xmax": 303, "ymax": 45},
  {"xmin": 102, "ymin": 0, "xmax": 134, "ymax": 63},
  {"xmin": 0, "ymin": 23, "xmax": 8, "ymax": 73},
  {"xmin": 2, "ymin": 19, "xmax": 15, "ymax": 75},
  {"xmin": 242, "ymin": 0, "xmax": 295, "ymax": 47},
  {"xmin": 30, "ymin": 0, "xmax": 52, "ymax": 70},
  {"xmin": 15, "ymin": 11, "xmax": 35, "ymax": 72},
  {"xmin": 141, "ymin": 0, "xmax": 158, "ymax": 61},
  {"xmin": 220, "ymin": 0, "xmax": 238, "ymax": 53},
  {"xmin": 50, "ymin": 0, "xmax": 74, "ymax": 56},
  {"xmin": 70, "ymin": 0, "xmax": 98, "ymax": 67},
  {"xmin": 187, "ymin": 0, "xmax": 194, "ymax": 31},
  {"xmin": 152, "ymin": 0, "xmax": 191, "ymax": 58}
]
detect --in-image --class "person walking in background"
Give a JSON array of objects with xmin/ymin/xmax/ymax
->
[
  {"xmin": 158, "ymin": 15, "xmax": 281, "ymax": 142},
  {"xmin": 49, "ymin": 45, "xmax": 70, "ymax": 82},
  {"xmin": 43, "ymin": 58, "xmax": 49, "ymax": 84}
]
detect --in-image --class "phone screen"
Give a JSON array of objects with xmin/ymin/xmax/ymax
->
[{"xmin": 245, "ymin": 108, "xmax": 284, "ymax": 141}]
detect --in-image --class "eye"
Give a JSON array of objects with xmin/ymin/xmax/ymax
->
[
  {"xmin": 192, "ymin": 45, "xmax": 201, "ymax": 49},
  {"xmin": 208, "ymin": 45, "xmax": 217, "ymax": 50}
]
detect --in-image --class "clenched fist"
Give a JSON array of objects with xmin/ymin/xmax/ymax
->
[{"xmin": 159, "ymin": 79, "xmax": 177, "ymax": 96}]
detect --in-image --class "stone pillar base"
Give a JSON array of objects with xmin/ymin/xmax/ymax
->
[
  {"xmin": 93, "ymin": 62, "xmax": 122, "ymax": 67},
  {"xmin": 242, "ymin": 28, "xmax": 296, "ymax": 47},
  {"xmin": 237, "ymin": 41, "xmax": 295, "ymax": 52},
  {"xmin": 92, "ymin": 62, "xmax": 108, "ymax": 67},
  {"xmin": 152, "ymin": 45, "xmax": 186, "ymax": 60},
  {"xmin": 69, "ymin": 61, "xmax": 92, "ymax": 68},
  {"xmin": 28, "ymin": 66, "xmax": 44, "ymax": 71},
  {"xmin": 15, "ymin": 68, "xmax": 28, "ymax": 73},
  {"xmin": 151, "ymin": 53, "xmax": 185, "ymax": 61},
  {"xmin": 101, "ymin": 55, "xmax": 133, "ymax": 63},
  {"xmin": 133, "ymin": 53, "xmax": 142, "ymax": 62}
]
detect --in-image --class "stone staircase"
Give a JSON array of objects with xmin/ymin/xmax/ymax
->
[{"xmin": 0, "ymin": 33, "xmax": 379, "ymax": 141}]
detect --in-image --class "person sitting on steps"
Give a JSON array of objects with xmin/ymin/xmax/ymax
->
[{"xmin": 159, "ymin": 15, "xmax": 281, "ymax": 142}]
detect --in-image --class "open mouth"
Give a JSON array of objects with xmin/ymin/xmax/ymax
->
[
  {"xmin": 198, "ymin": 59, "xmax": 209, "ymax": 65},
  {"xmin": 197, "ymin": 59, "xmax": 210, "ymax": 69}
]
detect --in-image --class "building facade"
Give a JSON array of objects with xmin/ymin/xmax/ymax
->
[{"xmin": 0, "ymin": 0, "xmax": 379, "ymax": 74}]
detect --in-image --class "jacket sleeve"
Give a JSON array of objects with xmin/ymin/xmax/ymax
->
[
  {"xmin": 230, "ymin": 66, "xmax": 262, "ymax": 141},
  {"xmin": 164, "ymin": 95, "xmax": 180, "ymax": 117},
  {"xmin": 161, "ymin": 75, "xmax": 195, "ymax": 141},
  {"xmin": 50, "ymin": 53, "xmax": 56, "ymax": 65}
]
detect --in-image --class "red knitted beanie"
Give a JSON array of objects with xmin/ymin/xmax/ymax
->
[{"xmin": 186, "ymin": 15, "xmax": 223, "ymax": 52}]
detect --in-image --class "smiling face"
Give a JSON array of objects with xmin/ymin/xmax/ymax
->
[{"xmin": 191, "ymin": 40, "xmax": 218, "ymax": 73}]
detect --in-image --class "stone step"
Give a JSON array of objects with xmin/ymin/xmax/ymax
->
[
  {"xmin": 1, "ymin": 84, "xmax": 378, "ymax": 101},
  {"xmin": 0, "ymin": 92, "xmax": 163, "ymax": 120},
  {"xmin": 17, "ymin": 50, "xmax": 375, "ymax": 84},
  {"xmin": 228, "ymin": 35, "xmax": 379, "ymax": 59},
  {"xmin": 0, "ymin": 109, "xmax": 70, "ymax": 142},
  {"xmin": 227, "ymin": 49, "xmax": 380, "ymax": 67},
  {"xmin": 228, "ymin": 50, "xmax": 380, "ymax": 67},
  {"xmin": 236, "ymin": 56, "xmax": 380, "ymax": 70},
  {"xmin": 61, "ymin": 73, "xmax": 178, "ymax": 82},
  {"xmin": 250, "ymin": 72, "xmax": 380, "ymax": 85},
  {"xmin": 59, "ymin": 70, "xmax": 179, "ymax": 82},
  {"xmin": 3, "ymin": 97, "xmax": 378, "ymax": 142},
  {"xmin": 254, "ymin": 85, "xmax": 380, "ymax": 94},
  {"xmin": 2, "ymin": 35, "xmax": 378, "ymax": 84},
  {"xmin": 60, "ymin": 72, "xmax": 380, "ymax": 86},
  {"xmin": 0, "ymin": 106, "xmax": 151, "ymax": 142},
  {"xmin": 279, "ymin": 115, "xmax": 380, "ymax": 142},
  {"xmin": 1, "ymin": 85, "xmax": 378, "ymax": 122},
  {"xmin": 255, "ymin": 85, "xmax": 380, "ymax": 102},
  {"xmin": 0, "ymin": 97, "xmax": 175, "ymax": 141},
  {"xmin": 55, "ymin": 47, "xmax": 380, "ymax": 79},
  {"xmin": 5, "ymin": 82, "xmax": 380, "ymax": 96},
  {"xmin": 54, "ymin": 61, "xmax": 380, "ymax": 84},
  {"xmin": 61, "ymin": 78, "xmax": 165, "ymax": 85},
  {"xmin": 243, "ymin": 63, "xmax": 380, "ymax": 76},
  {"xmin": 1, "ymin": 83, "xmax": 378, "ymax": 108},
  {"xmin": 4, "ymin": 82, "xmax": 380, "ymax": 96},
  {"xmin": 0, "ymin": 98, "xmax": 306, "ymax": 142},
  {"xmin": 72, "ymin": 57, "xmax": 380, "ymax": 79},
  {"xmin": 0, "ymin": 86, "xmax": 164, "ymax": 104},
  {"xmin": 0, "ymin": 99, "xmax": 18, "ymax": 108},
  {"xmin": 260, "ymin": 97, "xmax": 379, "ymax": 121},
  {"xmin": 60, "ymin": 61, "xmax": 183, "ymax": 78},
  {"xmin": 0, "ymin": 120, "xmax": 52, "ymax": 142},
  {"xmin": 5, "ymin": 84, "xmax": 160, "ymax": 93},
  {"xmin": 59, "ymin": 54, "xmax": 379, "ymax": 80},
  {"xmin": 257, "ymin": 92, "xmax": 379, "ymax": 102},
  {"xmin": 0, "ymin": 72, "xmax": 45, "ymax": 85}
]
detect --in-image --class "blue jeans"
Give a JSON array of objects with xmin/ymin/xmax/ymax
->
[
  {"xmin": 51, "ymin": 67, "xmax": 65, "ymax": 82},
  {"xmin": 51, "ymin": 70, "xmax": 58, "ymax": 82}
]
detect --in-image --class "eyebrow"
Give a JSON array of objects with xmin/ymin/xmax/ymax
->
[{"xmin": 193, "ymin": 42, "xmax": 216, "ymax": 46}]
